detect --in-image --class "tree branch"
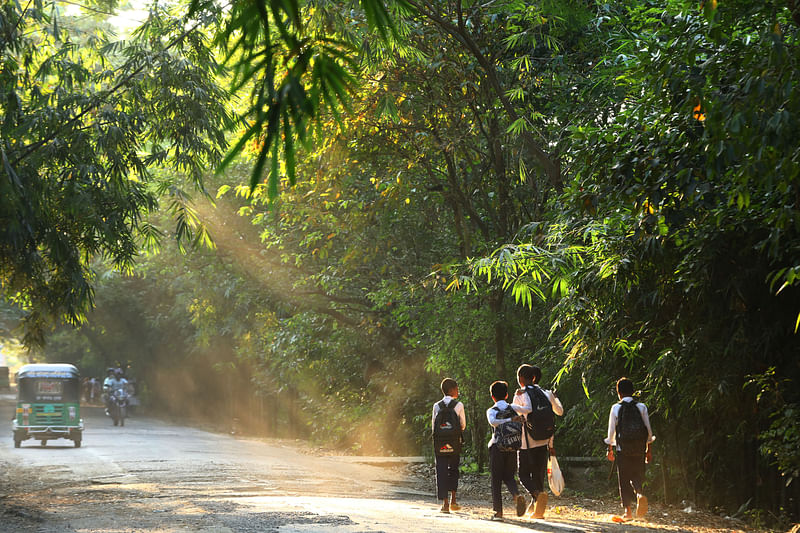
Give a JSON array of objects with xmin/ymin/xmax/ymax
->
[
  {"xmin": 404, "ymin": 0, "xmax": 562, "ymax": 192},
  {"xmin": 11, "ymin": 16, "xmax": 204, "ymax": 167}
]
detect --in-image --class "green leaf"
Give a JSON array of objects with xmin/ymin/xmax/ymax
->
[
  {"xmin": 267, "ymin": 137, "xmax": 279, "ymax": 200},
  {"xmin": 506, "ymin": 117, "xmax": 529, "ymax": 135},
  {"xmin": 283, "ymin": 109, "xmax": 296, "ymax": 185},
  {"xmin": 377, "ymin": 94, "xmax": 399, "ymax": 122}
]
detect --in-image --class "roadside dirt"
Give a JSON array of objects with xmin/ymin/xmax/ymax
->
[
  {"xmin": 401, "ymin": 463, "xmax": 758, "ymax": 533},
  {"xmin": 0, "ymin": 396, "xmax": 786, "ymax": 532},
  {"xmin": 1, "ymin": 453, "xmax": 762, "ymax": 533},
  {"xmin": 0, "ymin": 444, "xmax": 764, "ymax": 533}
]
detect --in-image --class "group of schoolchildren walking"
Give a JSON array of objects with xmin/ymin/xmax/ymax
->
[{"xmin": 431, "ymin": 364, "xmax": 655, "ymax": 523}]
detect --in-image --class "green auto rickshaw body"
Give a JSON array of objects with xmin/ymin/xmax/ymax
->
[{"xmin": 13, "ymin": 364, "xmax": 84, "ymax": 448}]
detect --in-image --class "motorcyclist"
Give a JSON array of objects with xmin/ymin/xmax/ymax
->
[{"xmin": 103, "ymin": 369, "xmax": 128, "ymax": 415}]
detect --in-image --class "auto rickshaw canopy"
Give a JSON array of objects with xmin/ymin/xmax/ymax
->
[
  {"xmin": 16, "ymin": 363, "xmax": 80, "ymax": 380},
  {"xmin": 16, "ymin": 364, "xmax": 81, "ymax": 403}
]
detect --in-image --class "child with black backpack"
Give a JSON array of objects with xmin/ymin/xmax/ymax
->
[
  {"xmin": 605, "ymin": 377, "xmax": 655, "ymax": 522},
  {"xmin": 512, "ymin": 364, "xmax": 564, "ymax": 519},
  {"xmin": 432, "ymin": 378, "xmax": 466, "ymax": 513},
  {"xmin": 486, "ymin": 380, "xmax": 527, "ymax": 521}
]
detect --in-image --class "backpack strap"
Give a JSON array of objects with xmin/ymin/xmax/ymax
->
[
  {"xmin": 492, "ymin": 406, "xmax": 510, "ymax": 418},
  {"xmin": 533, "ymin": 385, "xmax": 550, "ymax": 404},
  {"xmin": 615, "ymin": 399, "xmax": 628, "ymax": 424},
  {"xmin": 494, "ymin": 405, "xmax": 519, "ymax": 419},
  {"xmin": 526, "ymin": 385, "xmax": 549, "ymax": 415},
  {"xmin": 617, "ymin": 398, "xmax": 639, "ymax": 413},
  {"xmin": 440, "ymin": 399, "xmax": 459, "ymax": 410},
  {"xmin": 522, "ymin": 386, "xmax": 536, "ymax": 446}
]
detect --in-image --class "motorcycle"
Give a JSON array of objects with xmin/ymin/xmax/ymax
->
[{"xmin": 109, "ymin": 388, "xmax": 129, "ymax": 426}]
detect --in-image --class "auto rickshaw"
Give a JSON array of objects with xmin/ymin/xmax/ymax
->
[{"xmin": 13, "ymin": 364, "xmax": 84, "ymax": 448}]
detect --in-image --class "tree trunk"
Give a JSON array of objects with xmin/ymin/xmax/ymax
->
[
  {"xmin": 469, "ymin": 392, "xmax": 487, "ymax": 473},
  {"xmin": 490, "ymin": 289, "xmax": 506, "ymax": 378}
]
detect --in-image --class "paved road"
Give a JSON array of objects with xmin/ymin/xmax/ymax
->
[{"xmin": 0, "ymin": 393, "xmax": 642, "ymax": 532}]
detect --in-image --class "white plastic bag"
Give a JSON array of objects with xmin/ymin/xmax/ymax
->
[{"xmin": 548, "ymin": 455, "xmax": 564, "ymax": 496}]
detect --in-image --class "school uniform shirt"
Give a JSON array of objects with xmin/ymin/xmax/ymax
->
[
  {"xmin": 512, "ymin": 384, "xmax": 564, "ymax": 449},
  {"xmin": 604, "ymin": 396, "xmax": 656, "ymax": 450},
  {"xmin": 431, "ymin": 395, "xmax": 467, "ymax": 433},
  {"xmin": 486, "ymin": 399, "xmax": 523, "ymax": 448}
]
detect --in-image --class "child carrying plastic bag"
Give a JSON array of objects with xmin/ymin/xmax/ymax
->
[{"xmin": 548, "ymin": 454, "xmax": 565, "ymax": 496}]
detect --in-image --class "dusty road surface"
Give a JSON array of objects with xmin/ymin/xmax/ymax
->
[{"xmin": 1, "ymin": 392, "xmax": 750, "ymax": 533}]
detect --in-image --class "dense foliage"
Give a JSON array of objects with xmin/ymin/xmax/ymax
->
[
  {"xmin": 0, "ymin": 0, "xmax": 230, "ymax": 344},
  {"xmin": 3, "ymin": 0, "xmax": 800, "ymax": 524}
]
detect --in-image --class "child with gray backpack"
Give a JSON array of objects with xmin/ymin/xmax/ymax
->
[
  {"xmin": 486, "ymin": 380, "xmax": 527, "ymax": 520},
  {"xmin": 605, "ymin": 377, "xmax": 655, "ymax": 522}
]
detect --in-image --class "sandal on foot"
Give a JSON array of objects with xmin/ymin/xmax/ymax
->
[
  {"xmin": 636, "ymin": 495, "xmax": 648, "ymax": 518},
  {"xmin": 531, "ymin": 492, "xmax": 548, "ymax": 519},
  {"xmin": 515, "ymin": 494, "xmax": 527, "ymax": 517}
]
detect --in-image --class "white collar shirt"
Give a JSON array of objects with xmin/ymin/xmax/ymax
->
[
  {"xmin": 512, "ymin": 384, "xmax": 564, "ymax": 449},
  {"xmin": 604, "ymin": 396, "xmax": 656, "ymax": 449},
  {"xmin": 431, "ymin": 395, "xmax": 466, "ymax": 432}
]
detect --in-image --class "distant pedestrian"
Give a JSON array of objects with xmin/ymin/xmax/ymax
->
[
  {"xmin": 512, "ymin": 364, "xmax": 563, "ymax": 518},
  {"xmin": 81, "ymin": 377, "xmax": 90, "ymax": 402},
  {"xmin": 605, "ymin": 377, "xmax": 655, "ymax": 522},
  {"xmin": 431, "ymin": 378, "xmax": 466, "ymax": 513},
  {"xmin": 88, "ymin": 377, "xmax": 97, "ymax": 401},
  {"xmin": 486, "ymin": 380, "xmax": 527, "ymax": 521}
]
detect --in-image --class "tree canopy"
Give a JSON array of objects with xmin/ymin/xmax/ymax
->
[{"xmin": 1, "ymin": 0, "xmax": 231, "ymax": 344}]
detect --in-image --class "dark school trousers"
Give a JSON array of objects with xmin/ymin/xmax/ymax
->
[
  {"xmin": 489, "ymin": 444, "xmax": 519, "ymax": 513},
  {"xmin": 518, "ymin": 445, "xmax": 548, "ymax": 497},
  {"xmin": 435, "ymin": 453, "xmax": 460, "ymax": 500},
  {"xmin": 617, "ymin": 452, "xmax": 646, "ymax": 509}
]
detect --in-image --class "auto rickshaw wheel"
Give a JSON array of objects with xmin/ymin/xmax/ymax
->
[
  {"xmin": 74, "ymin": 439, "xmax": 81, "ymax": 448},
  {"xmin": 40, "ymin": 440, "xmax": 47, "ymax": 446},
  {"xmin": 14, "ymin": 439, "xmax": 21, "ymax": 448}
]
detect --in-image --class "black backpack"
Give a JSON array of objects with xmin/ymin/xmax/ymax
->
[
  {"xmin": 433, "ymin": 400, "xmax": 463, "ymax": 456},
  {"xmin": 524, "ymin": 386, "xmax": 555, "ymax": 441},
  {"xmin": 492, "ymin": 407, "xmax": 523, "ymax": 452},
  {"xmin": 616, "ymin": 400, "xmax": 648, "ymax": 456}
]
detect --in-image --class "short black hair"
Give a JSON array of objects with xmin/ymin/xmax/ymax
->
[
  {"xmin": 441, "ymin": 378, "xmax": 458, "ymax": 396},
  {"xmin": 490, "ymin": 380, "xmax": 508, "ymax": 400},
  {"xmin": 616, "ymin": 377, "xmax": 634, "ymax": 397},
  {"xmin": 531, "ymin": 365, "xmax": 542, "ymax": 384},
  {"xmin": 517, "ymin": 364, "xmax": 536, "ymax": 383}
]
